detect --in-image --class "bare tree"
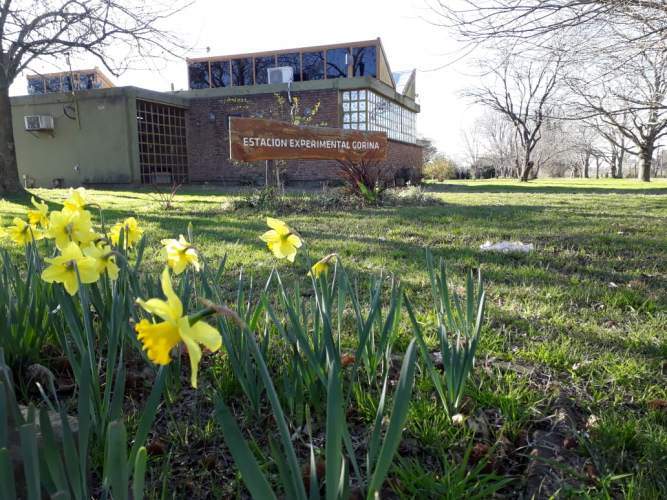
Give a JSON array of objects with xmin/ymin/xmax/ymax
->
[
  {"xmin": 0, "ymin": 0, "xmax": 190, "ymax": 194},
  {"xmin": 460, "ymin": 123, "xmax": 483, "ymax": 172},
  {"xmin": 462, "ymin": 52, "xmax": 563, "ymax": 181},
  {"xmin": 426, "ymin": 0, "xmax": 667, "ymax": 49},
  {"xmin": 476, "ymin": 110, "xmax": 516, "ymax": 177},
  {"xmin": 569, "ymin": 26, "xmax": 667, "ymax": 182}
]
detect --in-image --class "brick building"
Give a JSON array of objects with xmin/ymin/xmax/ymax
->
[{"xmin": 11, "ymin": 39, "xmax": 422, "ymax": 188}]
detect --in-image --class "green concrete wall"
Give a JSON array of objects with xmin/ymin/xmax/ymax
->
[{"xmin": 10, "ymin": 87, "xmax": 189, "ymax": 189}]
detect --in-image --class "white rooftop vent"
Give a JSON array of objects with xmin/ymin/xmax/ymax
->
[
  {"xmin": 268, "ymin": 66, "xmax": 294, "ymax": 85},
  {"xmin": 24, "ymin": 115, "xmax": 54, "ymax": 131}
]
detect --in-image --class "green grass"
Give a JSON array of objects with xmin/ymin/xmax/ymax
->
[{"xmin": 1, "ymin": 178, "xmax": 666, "ymax": 497}]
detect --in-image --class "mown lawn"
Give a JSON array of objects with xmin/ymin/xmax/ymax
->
[{"xmin": 1, "ymin": 178, "xmax": 665, "ymax": 498}]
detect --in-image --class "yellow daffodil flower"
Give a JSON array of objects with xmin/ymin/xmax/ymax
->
[
  {"xmin": 259, "ymin": 217, "xmax": 302, "ymax": 262},
  {"xmin": 161, "ymin": 235, "xmax": 200, "ymax": 275},
  {"xmin": 6, "ymin": 217, "xmax": 43, "ymax": 245},
  {"xmin": 83, "ymin": 243, "xmax": 120, "ymax": 280},
  {"xmin": 46, "ymin": 208, "xmax": 100, "ymax": 249},
  {"xmin": 135, "ymin": 267, "xmax": 222, "ymax": 388},
  {"xmin": 41, "ymin": 241, "xmax": 101, "ymax": 295},
  {"xmin": 63, "ymin": 187, "xmax": 88, "ymax": 212},
  {"xmin": 308, "ymin": 254, "xmax": 337, "ymax": 278},
  {"xmin": 109, "ymin": 217, "xmax": 143, "ymax": 248},
  {"xmin": 27, "ymin": 197, "xmax": 49, "ymax": 228}
]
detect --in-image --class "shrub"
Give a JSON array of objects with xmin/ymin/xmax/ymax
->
[
  {"xmin": 336, "ymin": 158, "xmax": 391, "ymax": 202},
  {"xmin": 424, "ymin": 156, "xmax": 457, "ymax": 181}
]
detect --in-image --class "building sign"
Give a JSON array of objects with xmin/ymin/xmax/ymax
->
[{"xmin": 229, "ymin": 117, "xmax": 387, "ymax": 162}]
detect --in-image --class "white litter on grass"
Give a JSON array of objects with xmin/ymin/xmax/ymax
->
[{"xmin": 480, "ymin": 241, "xmax": 534, "ymax": 253}]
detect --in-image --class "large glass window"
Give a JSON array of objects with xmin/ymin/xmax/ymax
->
[
  {"xmin": 254, "ymin": 56, "xmax": 276, "ymax": 85},
  {"xmin": 277, "ymin": 53, "xmax": 301, "ymax": 82},
  {"xmin": 326, "ymin": 48, "xmax": 350, "ymax": 79},
  {"xmin": 210, "ymin": 61, "xmax": 230, "ymax": 87},
  {"xmin": 341, "ymin": 90, "xmax": 416, "ymax": 144},
  {"xmin": 79, "ymin": 74, "xmax": 96, "ymax": 90},
  {"xmin": 61, "ymin": 76, "xmax": 72, "ymax": 92},
  {"xmin": 189, "ymin": 62, "xmax": 210, "ymax": 89},
  {"xmin": 232, "ymin": 58, "xmax": 253, "ymax": 86},
  {"xmin": 353, "ymin": 46, "xmax": 376, "ymax": 77},
  {"xmin": 28, "ymin": 78, "xmax": 45, "ymax": 94},
  {"xmin": 302, "ymin": 51, "xmax": 324, "ymax": 81},
  {"xmin": 46, "ymin": 77, "xmax": 61, "ymax": 93}
]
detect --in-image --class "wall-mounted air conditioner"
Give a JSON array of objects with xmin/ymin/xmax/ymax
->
[
  {"xmin": 24, "ymin": 115, "xmax": 54, "ymax": 131},
  {"xmin": 268, "ymin": 67, "xmax": 294, "ymax": 85}
]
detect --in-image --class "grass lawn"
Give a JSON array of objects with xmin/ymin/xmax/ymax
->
[{"xmin": 1, "ymin": 178, "xmax": 665, "ymax": 498}]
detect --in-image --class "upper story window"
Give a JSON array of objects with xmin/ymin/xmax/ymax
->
[
  {"xmin": 232, "ymin": 58, "xmax": 253, "ymax": 86},
  {"xmin": 342, "ymin": 90, "xmax": 416, "ymax": 144},
  {"xmin": 326, "ymin": 48, "xmax": 350, "ymax": 79},
  {"xmin": 302, "ymin": 51, "xmax": 325, "ymax": 81},
  {"xmin": 353, "ymin": 46, "xmax": 377, "ymax": 77},
  {"xmin": 27, "ymin": 69, "xmax": 113, "ymax": 94},
  {"xmin": 211, "ymin": 61, "xmax": 231, "ymax": 87},
  {"xmin": 187, "ymin": 41, "xmax": 384, "ymax": 89}
]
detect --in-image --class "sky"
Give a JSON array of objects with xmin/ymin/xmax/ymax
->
[{"xmin": 9, "ymin": 0, "xmax": 482, "ymax": 159}]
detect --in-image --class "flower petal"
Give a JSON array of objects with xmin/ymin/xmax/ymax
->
[
  {"xmin": 160, "ymin": 267, "xmax": 183, "ymax": 318},
  {"xmin": 266, "ymin": 217, "xmax": 288, "ymax": 234},
  {"xmin": 189, "ymin": 321, "xmax": 222, "ymax": 352},
  {"xmin": 178, "ymin": 318, "xmax": 203, "ymax": 388}
]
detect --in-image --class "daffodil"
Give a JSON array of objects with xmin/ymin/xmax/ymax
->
[
  {"xmin": 109, "ymin": 217, "xmax": 143, "ymax": 248},
  {"xmin": 41, "ymin": 241, "xmax": 101, "ymax": 295},
  {"xmin": 83, "ymin": 243, "xmax": 120, "ymax": 280},
  {"xmin": 308, "ymin": 254, "xmax": 336, "ymax": 278},
  {"xmin": 46, "ymin": 208, "xmax": 100, "ymax": 249},
  {"xmin": 259, "ymin": 217, "xmax": 302, "ymax": 262},
  {"xmin": 63, "ymin": 187, "xmax": 88, "ymax": 212},
  {"xmin": 136, "ymin": 267, "xmax": 222, "ymax": 388},
  {"xmin": 27, "ymin": 197, "xmax": 49, "ymax": 228},
  {"xmin": 161, "ymin": 235, "xmax": 200, "ymax": 275},
  {"xmin": 6, "ymin": 217, "xmax": 43, "ymax": 245}
]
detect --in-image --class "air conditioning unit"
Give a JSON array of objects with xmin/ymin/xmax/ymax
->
[
  {"xmin": 24, "ymin": 115, "xmax": 54, "ymax": 131},
  {"xmin": 268, "ymin": 66, "xmax": 294, "ymax": 85}
]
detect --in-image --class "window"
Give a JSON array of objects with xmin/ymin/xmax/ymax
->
[
  {"xmin": 28, "ymin": 78, "xmax": 45, "ymax": 94},
  {"xmin": 254, "ymin": 56, "xmax": 276, "ymax": 85},
  {"xmin": 61, "ymin": 76, "xmax": 72, "ymax": 92},
  {"xmin": 277, "ymin": 53, "xmax": 301, "ymax": 82},
  {"xmin": 46, "ymin": 77, "xmax": 61, "ymax": 93},
  {"xmin": 302, "ymin": 51, "xmax": 324, "ymax": 81},
  {"xmin": 137, "ymin": 100, "xmax": 188, "ymax": 185},
  {"xmin": 326, "ymin": 48, "xmax": 350, "ymax": 79},
  {"xmin": 189, "ymin": 62, "xmax": 210, "ymax": 89},
  {"xmin": 353, "ymin": 46, "xmax": 376, "ymax": 77},
  {"xmin": 210, "ymin": 61, "xmax": 230, "ymax": 88},
  {"xmin": 79, "ymin": 74, "xmax": 96, "ymax": 90},
  {"xmin": 232, "ymin": 58, "xmax": 253, "ymax": 86},
  {"xmin": 341, "ymin": 90, "xmax": 416, "ymax": 143}
]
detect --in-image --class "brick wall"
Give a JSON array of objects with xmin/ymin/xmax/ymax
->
[{"xmin": 186, "ymin": 88, "xmax": 422, "ymax": 185}]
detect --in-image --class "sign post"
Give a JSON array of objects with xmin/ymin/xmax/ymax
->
[{"xmin": 229, "ymin": 117, "xmax": 388, "ymax": 163}]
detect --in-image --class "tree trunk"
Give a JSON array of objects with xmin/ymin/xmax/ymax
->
[
  {"xmin": 583, "ymin": 153, "xmax": 590, "ymax": 178},
  {"xmin": 610, "ymin": 150, "xmax": 617, "ymax": 178},
  {"xmin": 0, "ymin": 85, "xmax": 24, "ymax": 194},
  {"xmin": 639, "ymin": 145, "xmax": 652, "ymax": 182},
  {"xmin": 595, "ymin": 157, "xmax": 600, "ymax": 179},
  {"xmin": 617, "ymin": 149, "xmax": 624, "ymax": 178},
  {"xmin": 520, "ymin": 159, "xmax": 534, "ymax": 182}
]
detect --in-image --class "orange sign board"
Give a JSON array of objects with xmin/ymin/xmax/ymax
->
[{"xmin": 229, "ymin": 117, "xmax": 387, "ymax": 162}]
